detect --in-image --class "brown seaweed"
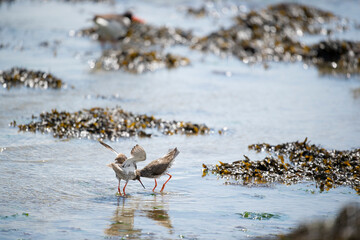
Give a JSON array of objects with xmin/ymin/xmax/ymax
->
[
  {"xmin": 191, "ymin": 3, "xmax": 358, "ymax": 76},
  {"xmin": 16, "ymin": 107, "xmax": 211, "ymax": 140},
  {"xmin": 92, "ymin": 49, "xmax": 190, "ymax": 73},
  {"xmin": 278, "ymin": 204, "xmax": 360, "ymax": 240},
  {"xmin": 203, "ymin": 138, "xmax": 360, "ymax": 194},
  {"xmin": 186, "ymin": 6, "xmax": 207, "ymax": 18},
  {"xmin": 0, "ymin": 67, "xmax": 63, "ymax": 89},
  {"xmin": 79, "ymin": 21, "xmax": 193, "ymax": 48},
  {"xmin": 79, "ymin": 3, "xmax": 359, "ymax": 76},
  {"xmin": 192, "ymin": 3, "xmax": 337, "ymax": 62},
  {"xmin": 306, "ymin": 40, "xmax": 360, "ymax": 76}
]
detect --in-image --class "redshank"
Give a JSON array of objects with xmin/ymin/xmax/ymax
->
[
  {"xmin": 93, "ymin": 11, "xmax": 144, "ymax": 41},
  {"xmin": 99, "ymin": 140, "xmax": 145, "ymax": 195},
  {"xmin": 136, "ymin": 148, "xmax": 180, "ymax": 192}
]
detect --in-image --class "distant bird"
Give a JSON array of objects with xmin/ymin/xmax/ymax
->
[
  {"xmin": 99, "ymin": 140, "xmax": 146, "ymax": 196},
  {"xmin": 93, "ymin": 11, "xmax": 144, "ymax": 41},
  {"xmin": 136, "ymin": 148, "xmax": 179, "ymax": 192}
]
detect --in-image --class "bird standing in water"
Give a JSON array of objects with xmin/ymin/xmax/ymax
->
[
  {"xmin": 93, "ymin": 11, "xmax": 144, "ymax": 41},
  {"xmin": 99, "ymin": 140, "xmax": 146, "ymax": 196},
  {"xmin": 136, "ymin": 148, "xmax": 180, "ymax": 192}
]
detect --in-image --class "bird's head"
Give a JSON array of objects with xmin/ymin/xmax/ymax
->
[
  {"xmin": 123, "ymin": 11, "xmax": 145, "ymax": 23},
  {"xmin": 123, "ymin": 11, "xmax": 133, "ymax": 20},
  {"xmin": 134, "ymin": 174, "xmax": 145, "ymax": 189},
  {"xmin": 115, "ymin": 153, "xmax": 127, "ymax": 164}
]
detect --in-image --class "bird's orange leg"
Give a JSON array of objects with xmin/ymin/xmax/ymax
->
[
  {"xmin": 123, "ymin": 181, "xmax": 128, "ymax": 196},
  {"xmin": 160, "ymin": 174, "xmax": 172, "ymax": 192},
  {"xmin": 152, "ymin": 179, "xmax": 157, "ymax": 192},
  {"xmin": 118, "ymin": 179, "xmax": 121, "ymax": 196},
  {"xmin": 118, "ymin": 182, "xmax": 121, "ymax": 193}
]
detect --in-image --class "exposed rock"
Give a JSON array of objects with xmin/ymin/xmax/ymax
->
[
  {"xmin": 16, "ymin": 107, "xmax": 211, "ymax": 140},
  {"xmin": 278, "ymin": 204, "xmax": 360, "ymax": 240},
  {"xmin": 92, "ymin": 49, "xmax": 190, "ymax": 73},
  {"xmin": 203, "ymin": 138, "xmax": 360, "ymax": 194},
  {"xmin": 0, "ymin": 67, "xmax": 63, "ymax": 89}
]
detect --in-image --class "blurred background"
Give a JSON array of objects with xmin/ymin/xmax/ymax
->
[{"xmin": 0, "ymin": 0, "xmax": 359, "ymax": 239}]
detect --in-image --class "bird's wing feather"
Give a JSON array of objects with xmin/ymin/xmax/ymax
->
[
  {"xmin": 107, "ymin": 163, "xmax": 126, "ymax": 179},
  {"xmin": 121, "ymin": 145, "xmax": 146, "ymax": 168},
  {"xmin": 99, "ymin": 140, "xmax": 119, "ymax": 155},
  {"xmin": 139, "ymin": 148, "xmax": 179, "ymax": 177},
  {"xmin": 140, "ymin": 160, "xmax": 168, "ymax": 177},
  {"xmin": 130, "ymin": 144, "xmax": 146, "ymax": 161},
  {"xmin": 94, "ymin": 17, "xmax": 110, "ymax": 27},
  {"xmin": 115, "ymin": 154, "xmax": 127, "ymax": 164}
]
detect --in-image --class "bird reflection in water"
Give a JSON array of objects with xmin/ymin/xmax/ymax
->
[
  {"xmin": 104, "ymin": 197, "xmax": 141, "ymax": 238},
  {"xmin": 104, "ymin": 195, "xmax": 173, "ymax": 237},
  {"xmin": 141, "ymin": 195, "xmax": 173, "ymax": 233}
]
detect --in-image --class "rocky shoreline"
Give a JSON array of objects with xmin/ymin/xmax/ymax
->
[{"xmin": 203, "ymin": 138, "xmax": 360, "ymax": 194}]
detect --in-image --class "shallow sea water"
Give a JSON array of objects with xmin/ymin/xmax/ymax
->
[{"xmin": 0, "ymin": 0, "xmax": 360, "ymax": 239}]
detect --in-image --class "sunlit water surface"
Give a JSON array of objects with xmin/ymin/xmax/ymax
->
[{"xmin": 0, "ymin": 0, "xmax": 360, "ymax": 239}]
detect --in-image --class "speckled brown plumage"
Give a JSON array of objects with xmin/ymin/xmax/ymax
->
[{"xmin": 136, "ymin": 148, "xmax": 179, "ymax": 192}]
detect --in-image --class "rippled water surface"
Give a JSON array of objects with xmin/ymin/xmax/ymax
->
[{"xmin": 1, "ymin": 0, "xmax": 360, "ymax": 239}]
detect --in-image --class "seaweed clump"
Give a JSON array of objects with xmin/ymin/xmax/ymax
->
[
  {"xmin": 238, "ymin": 211, "xmax": 281, "ymax": 221},
  {"xmin": 121, "ymin": 22, "xmax": 193, "ymax": 47},
  {"xmin": 79, "ymin": 21, "xmax": 193, "ymax": 48},
  {"xmin": 278, "ymin": 203, "xmax": 360, "ymax": 240},
  {"xmin": 192, "ymin": 3, "xmax": 336, "ymax": 62},
  {"xmin": 306, "ymin": 40, "xmax": 360, "ymax": 76},
  {"xmin": 186, "ymin": 6, "xmax": 207, "ymax": 18},
  {"xmin": 203, "ymin": 138, "xmax": 360, "ymax": 194},
  {"xmin": 0, "ymin": 67, "xmax": 63, "ymax": 89},
  {"xmin": 191, "ymin": 3, "xmax": 360, "ymax": 76},
  {"xmin": 80, "ymin": 3, "xmax": 359, "ymax": 75},
  {"xmin": 79, "ymin": 18, "xmax": 193, "ymax": 73},
  {"xmin": 16, "ymin": 107, "xmax": 210, "ymax": 140},
  {"xmin": 92, "ymin": 49, "xmax": 190, "ymax": 73}
]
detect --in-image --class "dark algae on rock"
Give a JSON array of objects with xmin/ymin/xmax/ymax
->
[
  {"xmin": 278, "ymin": 203, "xmax": 360, "ymax": 240},
  {"xmin": 16, "ymin": 107, "xmax": 210, "ymax": 140},
  {"xmin": 93, "ymin": 49, "xmax": 190, "ymax": 73},
  {"xmin": 191, "ymin": 3, "xmax": 359, "ymax": 76},
  {"xmin": 238, "ymin": 211, "xmax": 281, "ymax": 221},
  {"xmin": 203, "ymin": 138, "xmax": 360, "ymax": 194},
  {"xmin": 79, "ymin": 3, "xmax": 360, "ymax": 76},
  {"xmin": 80, "ymin": 21, "xmax": 193, "ymax": 47},
  {"xmin": 192, "ymin": 3, "xmax": 336, "ymax": 61},
  {"xmin": 307, "ymin": 40, "xmax": 360, "ymax": 76},
  {"xmin": 120, "ymin": 22, "xmax": 193, "ymax": 47},
  {"xmin": 186, "ymin": 6, "xmax": 207, "ymax": 18},
  {"xmin": 0, "ymin": 67, "xmax": 63, "ymax": 89},
  {"xmin": 80, "ymin": 20, "xmax": 192, "ymax": 73}
]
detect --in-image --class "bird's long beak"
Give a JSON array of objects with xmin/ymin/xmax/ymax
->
[
  {"xmin": 138, "ymin": 179, "xmax": 145, "ymax": 189},
  {"xmin": 132, "ymin": 16, "xmax": 145, "ymax": 24}
]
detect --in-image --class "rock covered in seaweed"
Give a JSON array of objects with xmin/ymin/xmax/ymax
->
[
  {"xmin": 92, "ymin": 49, "xmax": 190, "ymax": 73},
  {"xmin": 191, "ymin": 3, "xmax": 359, "ymax": 76},
  {"xmin": 203, "ymin": 138, "xmax": 360, "ymax": 194},
  {"xmin": 306, "ymin": 40, "xmax": 360, "ymax": 76},
  {"xmin": 121, "ymin": 22, "xmax": 193, "ymax": 47},
  {"xmin": 78, "ymin": 3, "xmax": 359, "ymax": 76},
  {"xmin": 278, "ymin": 203, "xmax": 360, "ymax": 240},
  {"xmin": 16, "ymin": 107, "xmax": 210, "ymax": 140},
  {"xmin": 78, "ymin": 13, "xmax": 193, "ymax": 73},
  {"xmin": 191, "ymin": 3, "xmax": 336, "ymax": 62},
  {"xmin": 186, "ymin": 6, "xmax": 207, "ymax": 18},
  {"xmin": 79, "ymin": 21, "xmax": 193, "ymax": 47},
  {"xmin": 202, "ymin": 156, "xmax": 296, "ymax": 185},
  {"xmin": 0, "ymin": 67, "xmax": 63, "ymax": 89},
  {"xmin": 260, "ymin": 3, "xmax": 335, "ymax": 35}
]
